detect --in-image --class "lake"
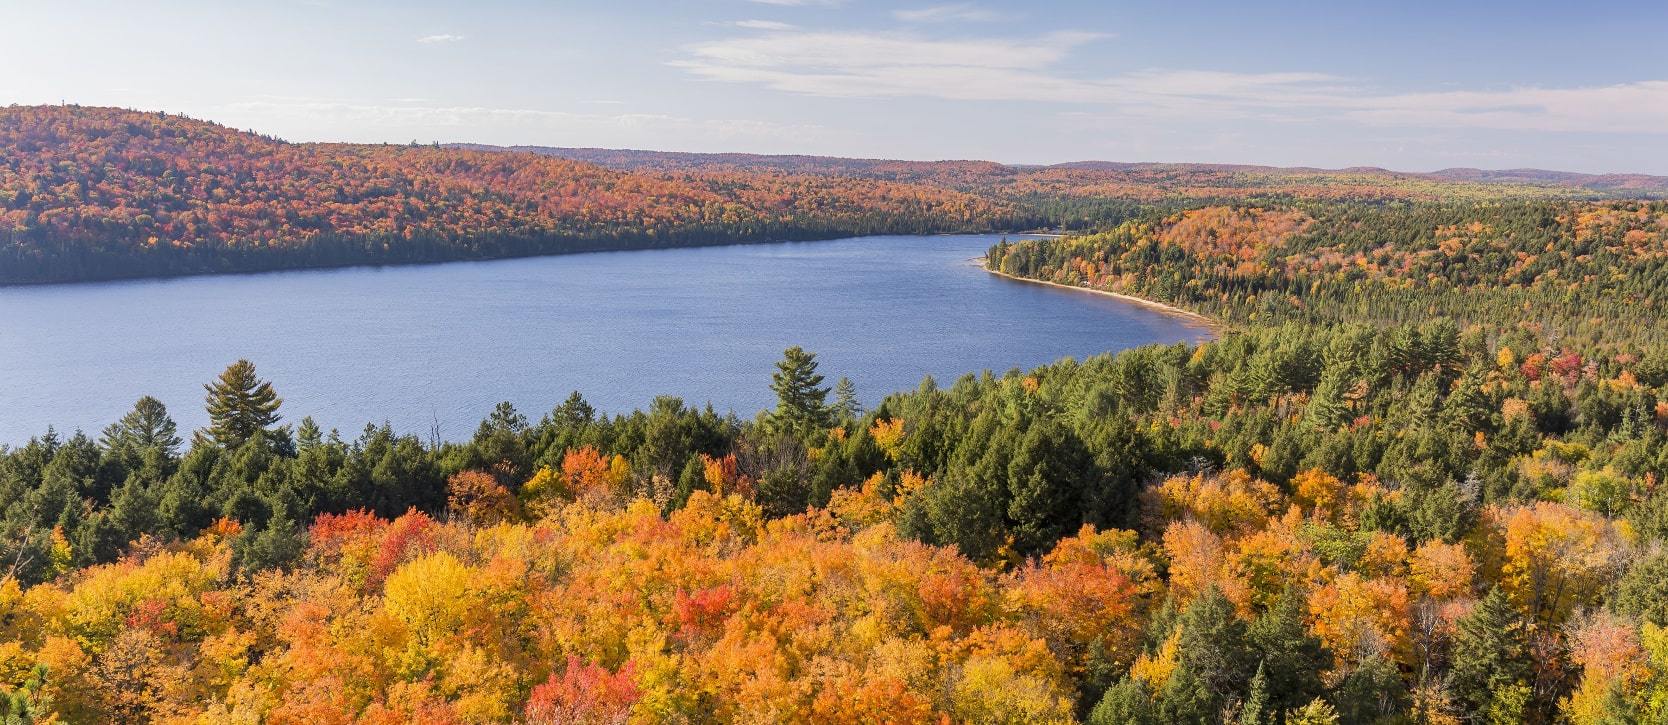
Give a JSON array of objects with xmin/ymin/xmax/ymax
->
[{"xmin": 0, "ymin": 234, "xmax": 1212, "ymax": 445}]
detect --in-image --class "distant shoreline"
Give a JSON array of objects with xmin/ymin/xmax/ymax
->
[{"xmin": 978, "ymin": 260, "xmax": 1225, "ymax": 336}]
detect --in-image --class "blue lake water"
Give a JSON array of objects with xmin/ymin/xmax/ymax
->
[{"xmin": 0, "ymin": 234, "xmax": 1212, "ymax": 445}]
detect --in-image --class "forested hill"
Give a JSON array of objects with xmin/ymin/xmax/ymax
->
[
  {"xmin": 10, "ymin": 113, "xmax": 1668, "ymax": 721},
  {"xmin": 5, "ymin": 104, "xmax": 1664, "ymax": 284},
  {"xmin": 0, "ymin": 106, "xmax": 1016, "ymax": 284},
  {"xmin": 461, "ymin": 144, "xmax": 1668, "ymax": 198},
  {"xmin": 987, "ymin": 200, "xmax": 1668, "ymax": 347}
]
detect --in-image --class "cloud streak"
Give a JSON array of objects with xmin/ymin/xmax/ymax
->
[
  {"xmin": 218, "ymin": 99, "xmax": 830, "ymax": 142},
  {"xmin": 730, "ymin": 20, "xmax": 798, "ymax": 31},
  {"xmin": 894, "ymin": 4, "xmax": 1002, "ymax": 23},
  {"xmin": 416, "ymin": 34, "xmax": 465, "ymax": 44},
  {"xmin": 674, "ymin": 28, "xmax": 1668, "ymax": 135}
]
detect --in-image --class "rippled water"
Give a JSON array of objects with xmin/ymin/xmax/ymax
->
[{"xmin": 0, "ymin": 234, "xmax": 1211, "ymax": 444}]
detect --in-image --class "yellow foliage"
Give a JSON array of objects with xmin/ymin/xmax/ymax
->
[
  {"xmin": 1408, "ymin": 541, "xmax": 1474, "ymax": 599},
  {"xmin": 1130, "ymin": 629, "xmax": 1180, "ymax": 688},
  {"xmin": 1149, "ymin": 469, "xmax": 1283, "ymax": 536},
  {"xmin": 1494, "ymin": 502, "xmax": 1624, "ymax": 624},
  {"xmin": 869, "ymin": 418, "xmax": 906, "ymax": 458},
  {"xmin": 383, "ymin": 551, "xmax": 475, "ymax": 648}
]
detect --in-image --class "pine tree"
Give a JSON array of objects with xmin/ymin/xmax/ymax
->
[
  {"xmin": 1090, "ymin": 678, "xmax": 1158, "ymax": 725},
  {"xmin": 769, "ymin": 346, "xmax": 833, "ymax": 434},
  {"xmin": 1304, "ymin": 367, "xmax": 1353, "ymax": 432},
  {"xmin": 1005, "ymin": 419, "xmax": 1090, "ymax": 555},
  {"xmin": 1246, "ymin": 586, "xmax": 1328, "ymax": 715},
  {"xmin": 1238, "ymin": 662, "xmax": 1269, "ymax": 725},
  {"xmin": 832, "ymin": 377, "xmax": 861, "ymax": 422},
  {"xmin": 1450, "ymin": 587, "xmax": 1531, "ymax": 718},
  {"xmin": 202, "ymin": 360, "xmax": 281, "ymax": 448},
  {"xmin": 101, "ymin": 395, "xmax": 181, "ymax": 456},
  {"xmin": 1161, "ymin": 586, "xmax": 1254, "ymax": 722}
]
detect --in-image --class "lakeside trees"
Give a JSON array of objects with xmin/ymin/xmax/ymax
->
[
  {"xmin": 3, "ymin": 297, "xmax": 1668, "ymax": 720},
  {"xmin": 5, "ymin": 109, "xmax": 1668, "ymax": 720},
  {"xmin": 5, "ymin": 106, "xmax": 1655, "ymax": 285}
]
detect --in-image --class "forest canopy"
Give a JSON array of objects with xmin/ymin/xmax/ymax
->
[
  {"xmin": 6, "ymin": 105, "xmax": 1668, "ymax": 723},
  {"xmin": 5, "ymin": 105, "xmax": 1662, "ymax": 284}
]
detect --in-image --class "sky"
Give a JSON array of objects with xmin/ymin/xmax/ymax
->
[{"xmin": 5, "ymin": 0, "xmax": 1668, "ymax": 174}]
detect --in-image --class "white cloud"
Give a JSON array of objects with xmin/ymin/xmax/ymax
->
[
  {"xmin": 731, "ymin": 19, "xmax": 798, "ymax": 31},
  {"xmin": 416, "ymin": 34, "xmax": 465, "ymax": 44},
  {"xmin": 747, "ymin": 0, "xmax": 841, "ymax": 6},
  {"xmin": 217, "ymin": 99, "xmax": 830, "ymax": 142},
  {"xmin": 1344, "ymin": 81, "xmax": 1668, "ymax": 135},
  {"xmin": 894, "ymin": 4, "xmax": 1001, "ymax": 23},
  {"xmin": 674, "ymin": 27, "xmax": 1668, "ymax": 135}
]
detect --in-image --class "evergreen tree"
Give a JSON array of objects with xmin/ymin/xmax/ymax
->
[
  {"xmin": 1304, "ymin": 366, "xmax": 1353, "ymax": 432},
  {"xmin": 202, "ymin": 360, "xmax": 281, "ymax": 448},
  {"xmin": 832, "ymin": 377, "xmax": 862, "ymax": 422},
  {"xmin": 1160, "ymin": 587, "xmax": 1254, "ymax": 723},
  {"xmin": 1005, "ymin": 418, "xmax": 1090, "ymax": 555},
  {"xmin": 100, "ymin": 396, "xmax": 181, "ymax": 456},
  {"xmin": 1330, "ymin": 651, "xmax": 1407, "ymax": 723},
  {"xmin": 1238, "ymin": 662, "xmax": 1269, "ymax": 725},
  {"xmin": 1090, "ymin": 678, "xmax": 1158, "ymax": 725},
  {"xmin": 1449, "ymin": 587, "xmax": 1531, "ymax": 718},
  {"xmin": 768, "ymin": 346, "xmax": 833, "ymax": 434},
  {"xmin": 1246, "ymin": 586, "xmax": 1328, "ymax": 715}
]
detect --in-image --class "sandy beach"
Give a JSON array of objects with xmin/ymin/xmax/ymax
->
[{"xmin": 978, "ymin": 260, "xmax": 1226, "ymax": 336}]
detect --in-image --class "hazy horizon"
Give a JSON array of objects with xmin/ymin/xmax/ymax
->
[
  {"xmin": 7, "ymin": 0, "xmax": 1667, "ymax": 175},
  {"xmin": 20, "ymin": 102, "xmax": 1668, "ymax": 180}
]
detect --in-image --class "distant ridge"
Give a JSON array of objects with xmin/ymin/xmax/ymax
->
[{"xmin": 452, "ymin": 144, "xmax": 1668, "ymax": 195}]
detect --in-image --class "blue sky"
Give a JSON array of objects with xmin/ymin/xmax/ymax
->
[{"xmin": 6, "ymin": 0, "xmax": 1668, "ymax": 173}]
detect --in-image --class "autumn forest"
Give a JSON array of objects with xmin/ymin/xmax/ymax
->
[{"xmin": 6, "ymin": 105, "xmax": 1668, "ymax": 724}]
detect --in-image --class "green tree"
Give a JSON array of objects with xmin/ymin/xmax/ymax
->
[
  {"xmin": 1449, "ymin": 587, "xmax": 1531, "ymax": 719},
  {"xmin": 1238, "ymin": 662, "xmax": 1269, "ymax": 725},
  {"xmin": 202, "ymin": 360, "xmax": 282, "ymax": 447},
  {"xmin": 1089, "ymin": 677, "xmax": 1158, "ymax": 725},
  {"xmin": 1246, "ymin": 586, "xmax": 1327, "ymax": 716},
  {"xmin": 1159, "ymin": 586, "xmax": 1254, "ymax": 723},
  {"xmin": 832, "ymin": 376, "xmax": 862, "ymax": 422},
  {"xmin": 1005, "ymin": 418, "xmax": 1090, "ymax": 555},
  {"xmin": 769, "ymin": 346, "xmax": 833, "ymax": 434},
  {"xmin": 100, "ymin": 396, "xmax": 181, "ymax": 457}
]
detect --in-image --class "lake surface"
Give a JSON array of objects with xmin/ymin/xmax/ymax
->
[{"xmin": 0, "ymin": 234, "xmax": 1212, "ymax": 445}]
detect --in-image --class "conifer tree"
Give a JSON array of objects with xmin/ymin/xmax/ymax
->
[
  {"xmin": 1238, "ymin": 662, "xmax": 1269, "ymax": 725},
  {"xmin": 202, "ymin": 360, "xmax": 281, "ymax": 448},
  {"xmin": 832, "ymin": 377, "xmax": 861, "ymax": 422},
  {"xmin": 769, "ymin": 346, "xmax": 833, "ymax": 434},
  {"xmin": 1450, "ymin": 587, "xmax": 1531, "ymax": 719},
  {"xmin": 101, "ymin": 396, "xmax": 180, "ymax": 456}
]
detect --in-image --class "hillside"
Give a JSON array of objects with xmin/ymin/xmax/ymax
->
[
  {"xmin": 988, "ymin": 199, "xmax": 1668, "ymax": 346},
  {"xmin": 0, "ymin": 107, "xmax": 1016, "ymax": 284},
  {"xmin": 5, "ymin": 105, "xmax": 1666, "ymax": 285},
  {"xmin": 468, "ymin": 144, "xmax": 1668, "ymax": 201}
]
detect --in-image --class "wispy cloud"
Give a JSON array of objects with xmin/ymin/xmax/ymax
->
[
  {"xmin": 416, "ymin": 34, "xmax": 465, "ymax": 44},
  {"xmin": 674, "ymin": 27, "xmax": 1668, "ymax": 135},
  {"xmin": 1344, "ymin": 81, "xmax": 1668, "ymax": 134},
  {"xmin": 894, "ymin": 4, "xmax": 1002, "ymax": 23},
  {"xmin": 218, "ymin": 99, "xmax": 830, "ymax": 142},
  {"xmin": 747, "ymin": 0, "xmax": 842, "ymax": 6},
  {"xmin": 731, "ymin": 19, "xmax": 798, "ymax": 31}
]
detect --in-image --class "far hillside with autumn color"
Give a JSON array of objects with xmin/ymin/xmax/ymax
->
[{"xmin": 3, "ymin": 105, "xmax": 1664, "ymax": 284}]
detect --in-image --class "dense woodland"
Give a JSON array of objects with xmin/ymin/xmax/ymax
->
[
  {"xmin": 7, "ymin": 105, "xmax": 1664, "ymax": 284},
  {"xmin": 8, "ymin": 108, "xmax": 1668, "ymax": 723},
  {"xmin": 0, "ymin": 107, "xmax": 1015, "ymax": 283}
]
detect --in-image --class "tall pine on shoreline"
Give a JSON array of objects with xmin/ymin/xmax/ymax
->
[{"xmin": 201, "ymin": 359, "xmax": 282, "ymax": 447}]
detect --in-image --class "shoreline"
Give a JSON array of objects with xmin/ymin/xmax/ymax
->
[{"xmin": 977, "ymin": 260, "xmax": 1226, "ymax": 336}]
